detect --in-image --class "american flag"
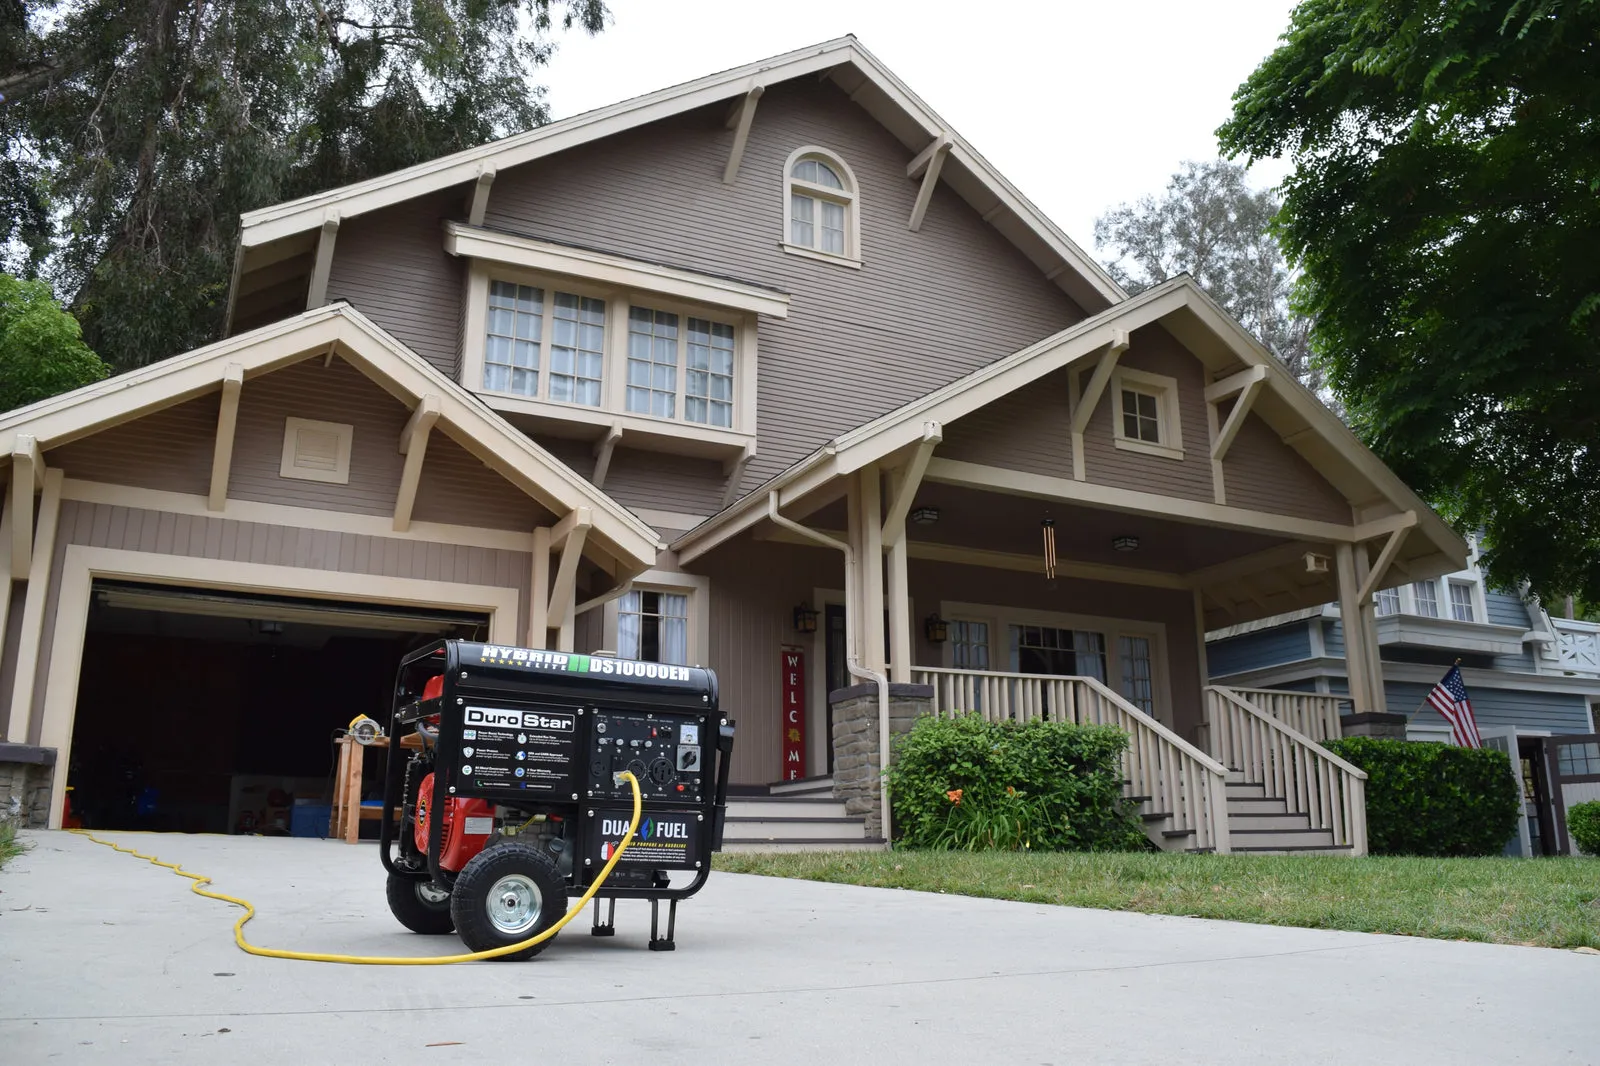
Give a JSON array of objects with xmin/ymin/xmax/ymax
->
[{"xmin": 1426, "ymin": 665, "xmax": 1481, "ymax": 748}]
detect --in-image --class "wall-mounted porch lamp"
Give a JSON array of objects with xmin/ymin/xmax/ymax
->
[
  {"xmin": 793, "ymin": 602, "xmax": 819, "ymax": 634},
  {"xmin": 924, "ymin": 613, "xmax": 950, "ymax": 644}
]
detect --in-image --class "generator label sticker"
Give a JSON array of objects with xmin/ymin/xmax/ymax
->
[
  {"xmin": 591, "ymin": 810, "xmax": 698, "ymax": 869},
  {"xmin": 473, "ymin": 645, "xmax": 694, "ymax": 683},
  {"xmin": 462, "ymin": 705, "xmax": 576, "ymax": 795}
]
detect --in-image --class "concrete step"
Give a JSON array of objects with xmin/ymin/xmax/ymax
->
[
  {"xmin": 1228, "ymin": 827, "xmax": 1335, "ymax": 850},
  {"xmin": 1225, "ymin": 782, "xmax": 1268, "ymax": 800},
  {"xmin": 719, "ymin": 837, "xmax": 887, "ymax": 853},
  {"xmin": 723, "ymin": 816, "xmax": 867, "ymax": 842},
  {"xmin": 768, "ymin": 775, "xmax": 835, "ymax": 797},
  {"xmin": 1226, "ymin": 812, "xmax": 1313, "ymax": 831},
  {"xmin": 726, "ymin": 797, "xmax": 851, "ymax": 820}
]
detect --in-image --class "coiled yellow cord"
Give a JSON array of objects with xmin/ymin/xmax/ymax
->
[{"xmin": 69, "ymin": 771, "xmax": 642, "ymax": 965}]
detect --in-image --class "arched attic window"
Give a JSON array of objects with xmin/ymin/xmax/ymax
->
[{"xmin": 784, "ymin": 147, "xmax": 860, "ymax": 264}]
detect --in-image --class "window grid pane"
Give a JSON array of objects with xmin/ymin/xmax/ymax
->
[
  {"xmin": 792, "ymin": 158, "xmax": 844, "ymax": 189},
  {"xmin": 1558, "ymin": 742, "xmax": 1600, "ymax": 776},
  {"xmin": 618, "ymin": 588, "xmax": 690, "ymax": 666},
  {"xmin": 1375, "ymin": 588, "xmax": 1400, "ymax": 616},
  {"xmin": 626, "ymin": 306, "xmax": 679, "ymax": 419},
  {"xmin": 484, "ymin": 280, "xmax": 543, "ymax": 396},
  {"xmin": 547, "ymin": 292, "xmax": 605, "ymax": 406},
  {"xmin": 952, "ymin": 620, "xmax": 990, "ymax": 671},
  {"xmin": 1449, "ymin": 582, "xmax": 1476, "ymax": 622},
  {"xmin": 790, "ymin": 193, "xmax": 815, "ymax": 248},
  {"xmin": 1121, "ymin": 389, "xmax": 1161, "ymax": 443},
  {"xmin": 1414, "ymin": 581, "xmax": 1440, "ymax": 618},
  {"xmin": 685, "ymin": 318, "xmax": 735, "ymax": 427},
  {"xmin": 1118, "ymin": 635, "xmax": 1154, "ymax": 715},
  {"xmin": 820, "ymin": 200, "xmax": 845, "ymax": 254}
]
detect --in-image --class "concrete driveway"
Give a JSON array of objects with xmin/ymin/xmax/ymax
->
[{"xmin": 1, "ymin": 831, "xmax": 1595, "ymax": 1064}]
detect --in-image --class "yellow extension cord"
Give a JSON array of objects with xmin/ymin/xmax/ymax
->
[{"xmin": 68, "ymin": 771, "xmax": 643, "ymax": 965}]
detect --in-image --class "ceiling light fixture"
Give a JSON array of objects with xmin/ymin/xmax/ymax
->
[
  {"xmin": 1112, "ymin": 535, "xmax": 1140, "ymax": 553},
  {"xmin": 911, "ymin": 507, "xmax": 940, "ymax": 525}
]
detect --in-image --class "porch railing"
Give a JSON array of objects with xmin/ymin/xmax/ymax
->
[
  {"xmin": 1205, "ymin": 685, "xmax": 1368, "ymax": 855},
  {"xmin": 1212, "ymin": 686, "xmax": 1348, "ymax": 742},
  {"xmin": 911, "ymin": 667, "xmax": 1232, "ymax": 853}
]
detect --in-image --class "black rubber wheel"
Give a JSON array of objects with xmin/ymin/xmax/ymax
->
[
  {"xmin": 449, "ymin": 842, "xmax": 566, "ymax": 960},
  {"xmin": 386, "ymin": 871, "xmax": 455, "ymax": 935}
]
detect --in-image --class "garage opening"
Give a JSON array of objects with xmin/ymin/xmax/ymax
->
[{"xmin": 65, "ymin": 580, "xmax": 488, "ymax": 835}]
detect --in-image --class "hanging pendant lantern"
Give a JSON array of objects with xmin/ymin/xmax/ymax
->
[{"xmin": 1041, "ymin": 516, "xmax": 1057, "ymax": 580}]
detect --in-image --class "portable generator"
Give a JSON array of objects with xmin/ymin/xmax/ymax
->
[{"xmin": 378, "ymin": 639, "xmax": 734, "ymax": 959}]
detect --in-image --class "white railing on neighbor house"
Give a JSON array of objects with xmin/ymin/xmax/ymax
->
[
  {"xmin": 1205, "ymin": 685, "xmax": 1368, "ymax": 855},
  {"xmin": 1213, "ymin": 686, "xmax": 1349, "ymax": 742},
  {"xmin": 912, "ymin": 667, "xmax": 1232, "ymax": 853},
  {"xmin": 1552, "ymin": 618, "xmax": 1600, "ymax": 676}
]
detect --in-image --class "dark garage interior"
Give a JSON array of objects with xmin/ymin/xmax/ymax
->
[{"xmin": 65, "ymin": 581, "xmax": 486, "ymax": 834}]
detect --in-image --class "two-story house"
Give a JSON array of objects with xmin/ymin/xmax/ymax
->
[
  {"xmin": 0, "ymin": 38, "xmax": 1472, "ymax": 854},
  {"xmin": 1208, "ymin": 539, "xmax": 1600, "ymax": 855}
]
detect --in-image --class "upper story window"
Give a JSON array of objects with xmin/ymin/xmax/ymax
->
[
  {"xmin": 782, "ymin": 147, "xmax": 861, "ymax": 267},
  {"xmin": 1413, "ymin": 581, "xmax": 1440, "ymax": 617},
  {"xmin": 1448, "ymin": 580, "xmax": 1477, "ymax": 622},
  {"xmin": 449, "ymin": 224, "xmax": 790, "ymax": 455},
  {"xmin": 1108, "ymin": 367, "xmax": 1184, "ymax": 460},
  {"xmin": 1375, "ymin": 587, "xmax": 1400, "ymax": 616}
]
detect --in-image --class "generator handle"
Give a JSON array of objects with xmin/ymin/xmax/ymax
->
[{"xmin": 712, "ymin": 717, "xmax": 735, "ymax": 850}]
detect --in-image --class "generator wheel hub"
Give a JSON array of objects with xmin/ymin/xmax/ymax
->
[
  {"xmin": 486, "ymin": 874, "xmax": 543, "ymax": 935},
  {"xmin": 416, "ymin": 882, "xmax": 450, "ymax": 905}
]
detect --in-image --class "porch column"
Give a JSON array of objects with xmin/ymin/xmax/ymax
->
[
  {"xmin": 884, "ymin": 468, "xmax": 912, "ymax": 683},
  {"xmin": 858, "ymin": 466, "xmax": 887, "ymax": 673},
  {"xmin": 1334, "ymin": 542, "xmax": 1375, "ymax": 714},
  {"xmin": 1351, "ymin": 545, "xmax": 1388, "ymax": 714},
  {"xmin": 7, "ymin": 468, "xmax": 64, "ymax": 745}
]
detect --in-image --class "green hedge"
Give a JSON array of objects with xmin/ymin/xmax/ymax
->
[
  {"xmin": 1323, "ymin": 737, "xmax": 1519, "ymax": 856},
  {"xmin": 886, "ymin": 714, "xmax": 1149, "ymax": 852},
  {"xmin": 1568, "ymin": 801, "xmax": 1600, "ymax": 856}
]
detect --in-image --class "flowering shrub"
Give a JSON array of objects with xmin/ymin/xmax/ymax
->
[{"xmin": 886, "ymin": 714, "xmax": 1149, "ymax": 852}]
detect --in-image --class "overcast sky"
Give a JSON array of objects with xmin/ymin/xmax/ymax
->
[{"xmin": 537, "ymin": 0, "xmax": 1297, "ymax": 256}]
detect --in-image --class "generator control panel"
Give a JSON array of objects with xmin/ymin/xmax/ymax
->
[{"xmin": 587, "ymin": 709, "xmax": 709, "ymax": 804}]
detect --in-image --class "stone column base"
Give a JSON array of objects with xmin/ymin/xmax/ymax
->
[
  {"xmin": 1340, "ymin": 712, "xmax": 1409, "ymax": 740},
  {"xmin": 829, "ymin": 682, "xmax": 931, "ymax": 839},
  {"xmin": 0, "ymin": 744, "xmax": 57, "ymax": 828}
]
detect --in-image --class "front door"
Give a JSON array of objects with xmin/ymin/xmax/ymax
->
[
  {"xmin": 1519, "ymin": 737, "xmax": 1558, "ymax": 856},
  {"xmin": 823, "ymin": 604, "xmax": 847, "ymax": 774}
]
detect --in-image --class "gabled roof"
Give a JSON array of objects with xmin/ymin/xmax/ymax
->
[
  {"xmin": 234, "ymin": 36, "xmax": 1124, "ymax": 315},
  {"xmin": 0, "ymin": 304, "xmax": 661, "ymax": 573},
  {"xmin": 673, "ymin": 275, "xmax": 1468, "ymax": 585}
]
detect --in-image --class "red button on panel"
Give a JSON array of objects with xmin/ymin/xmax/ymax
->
[{"xmin": 676, "ymin": 784, "xmax": 684, "ymax": 792}]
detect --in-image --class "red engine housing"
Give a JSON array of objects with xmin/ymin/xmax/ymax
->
[{"xmin": 413, "ymin": 772, "xmax": 494, "ymax": 872}]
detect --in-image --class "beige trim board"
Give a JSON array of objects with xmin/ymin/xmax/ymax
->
[
  {"xmin": 235, "ymin": 37, "xmax": 1123, "ymax": 311},
  {"xmin": 37, "ymin": 545, "xmax": 522, "ymax": 828},
  {"xmin": 925, "ymin": 457, "xmax": 1358, "ymax": 543},
  {"xmin": 60, "ymin": 478, "xmax": 539, "ymax": 553},
  {"xmin": 631, "ymin": 508, "xmax": 711, "ymax": 532},
  {"xmin": 446, "ymin": 224, "xmax": 790, "ymax": 318}
]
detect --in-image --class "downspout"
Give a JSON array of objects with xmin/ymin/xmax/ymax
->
[{"xmin": 767, "ymin": 491, "xmax": 893, "ymax": 841}]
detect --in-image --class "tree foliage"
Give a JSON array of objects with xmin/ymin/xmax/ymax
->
[
  {"xmin": 0, "ymin": 273, "xmax": 110, "ymax": 411},
  {"xmin": 2, "ymin": 0, "xmax": 605, "ymax": 374},
  {"xmin": 1217, "ymin": 0, "xmax": 1600, "ymax": 601},
  {"xmin": 1094, "ymin": 159, "xmax": 1326, "ymax": 399}
]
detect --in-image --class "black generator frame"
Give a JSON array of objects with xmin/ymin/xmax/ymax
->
[{"xmin": 378, "ymin": 639, "xmax": 734, "ymax": 941}]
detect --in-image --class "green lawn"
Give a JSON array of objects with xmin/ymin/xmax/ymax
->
[{"xmin": 715, "ymin": 849, "xmax": 1600, "ymax": 949}]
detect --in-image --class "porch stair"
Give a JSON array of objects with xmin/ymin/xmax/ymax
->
[{"xmin": 720, "ymin": 776, "xmax": 888, "ymax": 853}]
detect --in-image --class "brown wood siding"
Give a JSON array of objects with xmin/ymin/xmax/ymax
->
[
  {"xmin": 411, "ymin": 429, "xmax": 547, "ymax": 532},
  {"xmin": 47, "ymin": 394, "xmax": 218, "ymax": 496},
  {"xmin": 24, "ymin": 500, "xmax": 532, "ymax": 744},
  {"xmin": 533, "ymin": 436, "xmax": 728, "ymax": 519},
  {"xmin": 1221, "ymin": 411, "xmax": 1352, "ymax": 524},
  {"xmin": 485, "ymin": 79, "xmax": 1085, "ymax": 491},
  {"xmin": 321, "ymin": 77, "xmax": 1084, "ymax": 499},
  {"xmin": 906, "ymin": 560, "xmax": 1206, "ymax": 742},
  {"xmin": 228, "ymin": 356, "xmax": 408, "ymax": 516},
  {"xmin": 324, "ymin": 191, "xmax": 465, "ymax": 378},
  {"xmin": 1079, "ymin": 324, "xmax": 1215, "ymax": 504},
  {"xmin": 938, "ymin": 367, "xmax": 1075, "ymax": 478},
  {"xmin": 694, "ymin": 537, "xmax": 842, "ymax": 784}
]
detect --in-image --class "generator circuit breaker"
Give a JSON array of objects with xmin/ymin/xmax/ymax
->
[{"xmin": 378, "ymin": 639, "xmax": 734, "ymax": 960}]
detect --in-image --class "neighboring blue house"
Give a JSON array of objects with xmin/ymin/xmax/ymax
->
[{"xmin": 1208, "ymin": 539, "xmax": 1600, "ymax": 856}]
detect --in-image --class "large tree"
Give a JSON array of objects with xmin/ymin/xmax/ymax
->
[
  {"xmin": 1217, "ymin": 0, "xmax": 1600, "ymax": 601},
  {"xmin": 1093, "ymin": 159, "xmax": 1324, "ymax": 398},
  {"xmin": 0, "ymin": 273, "xmax": 110, "ymax": 410},
  {"xmin": 2, "ymin": 0, "xmax": 605, "ymax": 374}
]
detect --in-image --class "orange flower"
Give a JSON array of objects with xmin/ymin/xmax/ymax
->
[
  {"xmin": 1006, "ymin": 785, "xmax": 1016, "ymax": 796},
  {"xmin": 946, "ymin": 789, "xmax": 963, "ymax": 805}
]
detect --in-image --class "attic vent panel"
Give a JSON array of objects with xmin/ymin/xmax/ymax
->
[{"xmin": 280, "ymin": 417, "xmax": 354, "ymax": 484}]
